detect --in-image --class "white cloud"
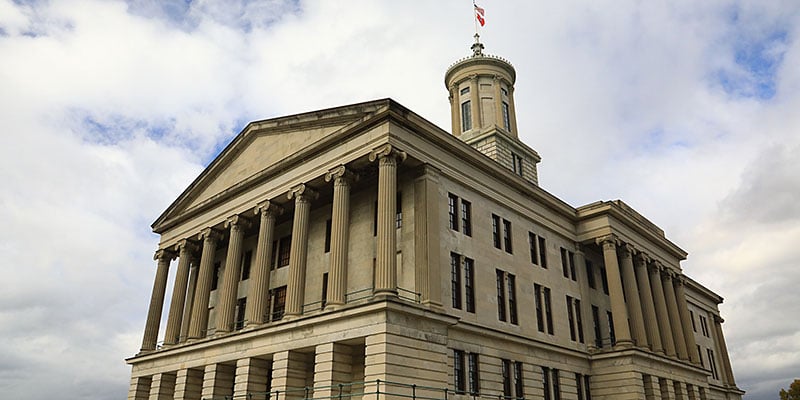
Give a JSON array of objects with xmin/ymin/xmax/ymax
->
[{"xmin": 1, "ymin": 1, "xmax": 799, "ymax": 399}]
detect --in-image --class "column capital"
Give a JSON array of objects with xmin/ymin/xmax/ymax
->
[
  {"xmin": 225, "ymin": 215, "xmax": 252, "ymax": 230},
  {"xmin": 574, "ymin": 241, "xmax": 585, "ymax": 255},
  {"xmin": 198, "ymin": 227, "xmax": 223, "ymax": 242},
  {"xmin": 368, "ymin": 144, "xmax": 407, "ymax": 164},
  {"xmin": 713, "ymin": 314, "xmax": 724, "ymax": 324},
  {"xmin": 288, "ymin": 183, "xmax": 319, "ymax": 202},
  {"xmin": 154, "ymin": 248, "xmax": 176, "ymax": 261},
  {"xmin": 325, "ymin": 165, "xmax": 358, "ymax": 185},
  {"xmin": 174, "ymin": 239, "xmax": 199, "ymax": 255},
  {"xmin": 469, "ymin": 73, "xmax": 479, "ymax": 82},
  {"xmin": 255, "ymin": 200, "xmax": 284, "ymax": 217},
  {"xmin": 620, "ymin": 243, "xmax": 636, "ymax": 258},
  {"xmin": 595, "ymin": 234, "xmax": 619, "ymax": 248}
]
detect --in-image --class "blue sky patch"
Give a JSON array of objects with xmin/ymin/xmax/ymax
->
[{"xmin": 716, "ymin": 29, "xmax": 788, "ymax": 100}]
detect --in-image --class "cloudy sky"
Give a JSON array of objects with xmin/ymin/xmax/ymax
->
[{"xmin": 1, "ymin": 0, "xmax": 798, "ymax": 399}]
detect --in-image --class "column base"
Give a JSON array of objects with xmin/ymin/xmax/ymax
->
[
  {"xmin": 372, "ymin": 289, "xmax": 397, "ymax": 298},
  {"xmin": 613, "ymin": 340, "xmax": 635, "ymax": 350}
]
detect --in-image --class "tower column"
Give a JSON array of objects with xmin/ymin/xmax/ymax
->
[
  {"xmin": 246, "ymin": 201, "xmax": 282, "ymax": 326},
  {"xmin": 663, "ymin": 271, "xmax": 689, "ymax": 360},
  {"xmin": 216, "ymin": 215, "xmax": 251, "ymax": 333},
  {"xmin": 141, "ymin": 249, "xmax": 174, "ymax": 352},
  {"xmin": 188, "ymin": 228, "xmax": 222, "ymax": 339},
  {"xmin": 285, "ymin": 184, "xmax": 317, "ymax": 317},
  {"xmin": 620, "ymin": 244, "xmax": 648, "ymax": 348},
  {"xmin": 164, "ymin": 240, "xmax": 196, "ymax": 345},
  {"xmin": 493, "ymin": 76, "xmax": 504, "ymax": 129},
  {"xmin": 635, "ymin": 254, "xmax": 663, "ymax": 353},
  {"xmin": 325, "ymin": 166, "xmax": 356, "ymax": 308},
  {"xmin": 596, "ymin": 235, "xmax": 632, "ymax": 347},
  {"xmin": 507, "ymin": 85, "xmax": 518, "ymax": 136},
  {"xmin": 369, "ymin": 144, "xmax": 406, "ymax": 296},
  {"xmin": 449, "ymin": 85, "xmax": 461, "ymax": 136},
  {"xmin": 649, "ymin": 262, "xmax": 676, "ymax": 356},
  {"xmin": 674, "ymin": 276, "xmax": 701, "ymax": 364},
  {"xmin": 469, "ymin": 74, "xmax": 480, "ymax": 131}
]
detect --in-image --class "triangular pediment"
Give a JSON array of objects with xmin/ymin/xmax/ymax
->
[{"xmin": 153, "ymin": 99, "xmax": 393, "ymax": 231}]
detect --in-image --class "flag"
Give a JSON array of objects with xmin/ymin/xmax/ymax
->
[{"xmin": 475, "ymin": 4, "xmax": 485, "ymax": 26}]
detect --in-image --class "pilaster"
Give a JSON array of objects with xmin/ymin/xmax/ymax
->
[
  {"xmin": 174, "ymin": 368, "xmax": 203, "ymax": 400},
  {"xmin": 201, "ymin": 363, "xmax": 235, "ymax": 400},
  {"xmin": 234, "ymin": 357, "xmax": 271, "ymax": 398},
  {"xmin": 313, "ymin": 343, "xmax": 354, "ymax": 400},
  {"xmin": 414, "ymin": 165, "xmax": 442, "ymax": 307}
]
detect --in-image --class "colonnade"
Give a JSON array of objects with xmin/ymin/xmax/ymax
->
[
  {"xmin": 140, "ymin": 145, "xmax": 407, "ymax": 352},
  {"xmin": 595, "ymin": 235, "xmax": 700, "ymax": 364}
]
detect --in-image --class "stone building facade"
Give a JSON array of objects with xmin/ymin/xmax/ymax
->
[{"xmin": 127, "ymin": 38, "xmax": 744, "ymax": 400}]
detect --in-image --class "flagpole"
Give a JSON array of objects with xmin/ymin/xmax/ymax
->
[{"xmin": 473, "ymin": 0, "xmax": 478, "ymax": 36}]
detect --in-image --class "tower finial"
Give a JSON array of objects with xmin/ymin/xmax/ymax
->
[{"xmin": 471, "ymin": 33, "xmax": 484, "ymax": 57}]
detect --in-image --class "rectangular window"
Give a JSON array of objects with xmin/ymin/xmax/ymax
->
[
  {"xmin": 576, "ymin": 373, "xmax": 584, "ymax": 400},
  {"xmin": 501, "ymin": 87, "xmax": 508, "ymax": 96},
  {"xmin": 534, "ymin": 283, "xmax": 544, "ymax": 332},
  {"xmin": 241, "ymin": 250, "xmax": 253, "ymax": 281},
  {"xmin": 461, "ymin": 86, "xmax": 470, "ymax": 95},
  {"xmin": 461, "ymin": 101, "xmax": 472, "ymax": 131},
  {"xmin": 567, "ymin": 295, "xmax": 576, "ymax": 341},
  {"xmin": 529, "ymin": 232, "xmax": 538, "ymax": 265},
  {"xmin": 707, "ymin": 349, "xmax": 719, "ymax": 380},
  {"xmin": 503, "ymin": 219, "xmax": 513, "ymax": 253},
  {"xmin": 511, "ymin": 152, "xmax": 523, "ymax": 175},
  {"xmin": 448, "ymin": 193, "xmax": 459, "ymax": 231},
  {"xmin": 561, "ymin": 248, "xmax": 569, "ymax": 278},
  {"xmin": 569, "ymin": 251, "xmax": 576, "ymax": 281},
  {"xmin": 592, "ymin": 305, "xmax": 602, "ymax": 348},
  {"xmin": 502, "ymin": 359, "xmax": 512, "ymax": 399},
  {"xmin": 502, "ymin": 102, "xmax": 511, "ymax": 131},
  {"xmin": 465, "ymin": 257, "xmax": 475, "ymax": 313},
  {"xmin": 454, "ymin": 350, "xmax": 466, "ymax": 394},
  {"xmin": 468, "ymin": 353, "xmax": 480, "ymax": 395},
  {"xmin": 461, "ymin": 200, "xmax": 472, "ymax": 236},
  {"xmin": 277, "ymin": 236, "xmax": 291, "ymax": 268},
  {"xmin": 451, "ymin": 253, "xmax": 462, "ymax": 309},
  {"xmin": 607, "ymin": 311, "xmax": 616, "ymax": 345},
  {"xmin": 542, "ymin": 367, "xmax": 551, "ymax": 400},
  {"xmin": 270, "ymin": 286, "xmax": 286, "ymax": 321},
  {"xmin": 538, "ymin": 236, "xmax": 548, "ymax": 268},
  {"xmin": 700, "ymin": 315, "xmax": 710, "ymax": 337},
  {"xmin": 514, "ymin": 361, "xmax": 524, "ymax": 399},
  {"xmin": 584, "ymin": 375, "xmax": 591, "ymax": 400},
  {"xmin": 321, "ymin": 272, "xmax": 328, "ymax": 308},
  {"xmin": 690, "ymin": 310, "xmax": 697, "ymax": 332},
  {"xmin": 575, "ymin": 298, "xmax": 585, "ymax": 344},
  {"xmin": 324, "ymin": 219, "xmax": 332, "ymax": 253},
  {"xmin": 600, "ymin": 266, "xmax": 609, "ymax": 295},
  {"xmin": 698, "ymin": 345, "xmax": 704, "ymax": 367},
  {"xmin": 508, "ymin": 274, "xmax": 518, "ymax": 325},
  {"xmin": 552, "ymin": 369, "xmax": 561, "ymax": 400},
  {"xmin": 396, "ymin": 192, "xmax": 403, "ymax": 229},
  {"xmin": 492, "ymin": 214, "xmax": 502, "ymax": 249},
  {"xmin": 544, "ymin": 287, "xmax": 554, "ymax": 334},
  {"xmin": 211, "ymin": 261, "xmax": 221, "ymax": 290},
  {"xmin": 235, "ymin": 297, "xmax": 246, "ymax": 330},
  {"xmin": 585, "ymin": 260, "xmax": 596, "ymax": 289},
  {"xmin": 497, "ymin": 269, "xmax": 506, "ymax": 322}
]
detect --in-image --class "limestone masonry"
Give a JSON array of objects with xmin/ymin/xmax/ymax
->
[{"xmin": 127, "ymin": 36, "xmax": 744, "ymax": 400}]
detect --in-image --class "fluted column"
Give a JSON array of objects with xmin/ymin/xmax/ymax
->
[
  {"xmin": 619, "ymin": 244, "xmax": 648, "ymax": 348},
  {"xmin": 663, "ymin": 271, "xmax": 689, "ymax": 360},
  {"xmin": 635, "ymin": 254, "xmax": 663, "ymax": 353},
  {"xmin": 141, "ymin": 249, "xmax": 175, "ymax": 352},
  {"xmin": 216, "ymin": 215, "xmax": 251, "ymax": 333},
  {"xmin": 325, "ymin": 166, "xmax": 356, "ymax": 308},
  {"xmin": 507, "ymin": 85, "xmax": 518, "ymax": 136},
  {"xmin": 674, "ymin": 276, "xmax": 701, "ymax": 364},
  {"xmin": 179, "ymin": 263, "xmax": 199, "ymax": 342},
  {"xmin": 574, "ymin": 243, "xmax": 594, "ymax": 349},
  {"xmin": 246, "ymin": 201, "xmax": 282, "ymax": 326},
  {"xmin": 370, "ymin": 144, "xmax": 407, "ymax": 296},
  {"xmin": 164, "ymin": 240, "xmax": 197, "ymax": 345},
  {"xmin": 188, "ymin": 228, "xmax": 222, "ymax": 339},
  {"xmin": 469, "ymin": 75, "xmax": 480, "ymax": 131},
  {"xmin": 649, "ymin": 262, "xmax": 676, "ymax": 356},
  {"xmin": 596, "ymin": 235, "xmax": 632, "ymax": 347},
  {"xmin": 712, "ymin": 316, "xmax": 736, "ymax": 385},
  {"xmin": 286, "ymin": 184, "xmax": 318, "ymax": 317},
  {"xmin": 493, "ymin": 76, "xmax": 504, "ymax": 129}
]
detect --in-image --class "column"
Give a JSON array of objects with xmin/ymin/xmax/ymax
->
[
  {"xmin": 413, "ymin": 166, "xmax": 442, "ymax": 306},
  {"xmin": 188, "ymin": 228, "xmax": 221, "ymax": 339},
  {"xmin": 493, "ymin": 76, "xmax": 504, "ymax": 128},
  {"xmin": 712, "ymin": 316, "xmax": 737, "ymax": 385},
  {"xmin": 469, "ymin": 75, "xmax": 480, "ymax": 131},
  {"xmin": 128, "ymin": 376, "xmax": 152, "ymax": 400},
  {"xmin": 574, "ymin": 243, "xmax": 594, "ymax": 349},
  {"xmin": 179, "ymin": 263, "xmax": 198, "ymax": 343},
  {"xmin": 596, "ymin": 236, "xmax": 632, "ymax": 346},
  {"xmin": 141, "ymin": 249, "xmax": 174, "ymax": 352},
  {"xmin": 449, "ymin": 85, "xmax": 461, "ymax": 136},
  {"xmin": 149, "ymin": 372, "xmax": 176, "ymax": 400},
  {"xmin": 174, "ymin": 368, "xmax": 203, "ymax": 400},
  {"xmin": 313, "ymin": 343, "xmax": 354, "ymax": 400},
  {"xmin": 507, "ymin": 85, "xmax": 518, "ymax": 136},
  {"xmin": 164, "ymin": 240, "xmax": 196, "ymax": 345},
  {"xmin": 216, "ymin": 215, "xmax": 251, "ymax": 333},
  {"xmin": 201, "ymin": 364, "xmax": 235, "ymax": 400},
  {"xmin": 286, "ymin": 184, "xmax": 317, "ymax": 317},
  {"xmin": 619, "ymin": 244, "xmax": 648, "ymax": 348},
  {"xmin": 649, "ymin": 262, "xmax": 676, "ymax": 356},
  {"xmin": 246, "ymin": 201, "xmax": 282, "ymax": 326},
  {"xmin": 325, "ymin": 166, "xmax": 356, "ymax": 308},
  {"xmin": 369, "ymin": 144, "xmax": 406, "ymax": 296},
  {"xmin": 635, "ymin": 254, "xmax": 663, "ymax": 353},
  {"xmin": 234, "ymin": 358, "xmax": 271, "ymax": 398},
  {"xmin": 674, "ymin": 277, "xmax": 701, "ymax": 364},
  {"xmin": 663, "ymin": 271, "xmax": 689, "ymax": 360}
]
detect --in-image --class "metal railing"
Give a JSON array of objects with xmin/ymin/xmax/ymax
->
[{"xmin": 201, "ymin": 379, "xmax": 526, "ymax": 400}]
